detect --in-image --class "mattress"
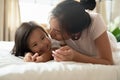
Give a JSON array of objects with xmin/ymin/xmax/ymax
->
[{"xmin": 0, "ymin": 41, "xmax": 120, "ymax": 80}]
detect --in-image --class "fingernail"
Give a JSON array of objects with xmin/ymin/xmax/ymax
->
[
  {"xmin": 52, "ymin": 54, "xmax": 54, "ymax": 57},
  {"xmin": 52, "ymin": 51, "xmax": 55, "ymax": 53}
]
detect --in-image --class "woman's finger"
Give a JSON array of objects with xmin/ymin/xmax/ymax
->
[
  {"xmin": 54, "ymin": 49, "xmax": 69, "ymax": 56},
  {"xmin": 59, "ymin": 46, "xmax": 70, "ymax": 50},
  {"xmin": 52, "ymin": 53, "xmax": 62, "ymax": 62},
  {"xmin": 52, "ymin": 51, "xmax": 65, "ymax": 61}
]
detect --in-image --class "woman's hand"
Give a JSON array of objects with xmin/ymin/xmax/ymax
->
[{"xmin": 52, "ymin": 46, "xmax": 78, "ymax": 61}]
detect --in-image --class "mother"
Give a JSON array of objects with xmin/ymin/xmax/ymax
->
[{"xmin": 49, "ymin": 0, "xmax": 113, "ymax": 65}]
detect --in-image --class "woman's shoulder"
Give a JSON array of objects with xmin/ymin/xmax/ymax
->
[
  {"xmin": 87, "ymin": 11, "xmax": 103, "ymax": 26},
  {"xmin": 87, "ymin": 11, "xmax": 107, "ymax": 40},
  {"xmin": 87, "ymin": 11, "xmax": 100, "ymax": 19}
]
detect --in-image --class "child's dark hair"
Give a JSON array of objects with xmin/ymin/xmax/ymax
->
[
  {"xmin": 51, "ymin": 0, "xmax": 92, "ymax": 35},
  {"xmin": 11, "ymin": 21, "xmax": 48, "ymax": 57}
]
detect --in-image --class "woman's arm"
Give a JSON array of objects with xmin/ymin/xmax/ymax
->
[
  {"xmin": 52, "ymin": 31, "xmax": 114, "ymax": 65},
  {"xmin": 94, "ymin": 31, "xmax": 113, "ymax": 64},
  {"xmin": 73, "ymin": 31, "xmax": 114, "ymax": 65}
]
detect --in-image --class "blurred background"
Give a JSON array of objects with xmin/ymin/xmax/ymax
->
[{"xmin": 0, "ymin": 0, "xmax": 120, "ymax": 41}]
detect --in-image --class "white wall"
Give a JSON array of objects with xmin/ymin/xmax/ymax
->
[
  {"xmin": 112, "ymin": 0, "xmax": 120, "ymax": 21},
  {"xmin": 0, "ymin": 0, "xmax": 4, "ymax": 40}
]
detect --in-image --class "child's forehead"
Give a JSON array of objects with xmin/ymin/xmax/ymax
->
[
  {"xmin": 28, "ymin": 28, "xmax": 45, "ymax": 40},
  {"xmin": 32, "ymin": 27, "xmax": 48, "ymax": 36},
  {"xmin": 33, "ymin": 27, "xmax": 45, "ymax": 33}
]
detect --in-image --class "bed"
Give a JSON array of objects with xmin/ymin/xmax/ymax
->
[{"xmin": 0, "ymin": 41, "xmax": 120, "ymax": 80}]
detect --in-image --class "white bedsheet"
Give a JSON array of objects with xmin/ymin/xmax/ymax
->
[{"xmin": 0, "ymin": 41, "xmax": 120, "ymax": 80}]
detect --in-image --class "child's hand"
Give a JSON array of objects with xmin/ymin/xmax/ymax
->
[
  {"xmin": 35, "ymin": 52, "xmax": 53, "ymax": 62},
  {"xmin": 24, "ymin": 52, "xmax": 52, "ymax": 62},
  {"xmin": 24, "ymin": 52, "xmax": 39, "ymax": 62},
  {"xmin": 32, "ymin": 53, "xmax": 39, "ymax": 62},
  {"xmin": 24, "ymin": 52, "xmax": 33, "ymax": 62}
]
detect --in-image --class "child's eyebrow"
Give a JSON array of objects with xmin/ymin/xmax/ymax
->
[
  {"xmin": 40, "ymin": 33, "xmax": 46, "ymax": 38},
  {"xmin": 31, "ymin": 41, "xmax": 37, "ymax": 46}
]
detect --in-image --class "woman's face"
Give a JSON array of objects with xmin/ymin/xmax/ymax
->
[
  {"xmin": 49, "ymin": 17, "xmax": 70, "ymax": 41},
  {"xmin": 28, "ymin": 28, "xmax": 51, "ymax": 55}
]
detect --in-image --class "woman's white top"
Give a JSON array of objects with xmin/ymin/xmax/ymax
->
[{"xmin": 65, "ymin": 12, "xmax": 108, "ymax": 56}]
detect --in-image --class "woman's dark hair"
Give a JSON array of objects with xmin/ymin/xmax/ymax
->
[
  {"xmin": 51, "ymin": 0, "xmax": 91, "ymax": 35},
  {"xmin": 11, "ymin": 21, "xmax": 48, "ymax": 57},
  {"xmin": 80, "ymin": 0, "xmax": 96, "ymax": 10}
]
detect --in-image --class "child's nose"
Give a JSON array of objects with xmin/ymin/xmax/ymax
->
[{"xmin": 38, "ymin": 43, "xmax": 46, "ymax": 50}]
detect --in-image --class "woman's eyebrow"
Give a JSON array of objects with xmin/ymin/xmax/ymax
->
[
  {"xmin": 50, "ymin": 24, "xmax": 60, "ymax": 31},
  {"xmin": 53, "ymin": 28, "xmax": 60, "ymax": 32}
]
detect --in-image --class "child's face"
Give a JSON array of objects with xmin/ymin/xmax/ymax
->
[
  {"xmin": 49, "ymin": 17, "xmax": 70, "ymax": 41},
  {"xmin": 28, "ymin": 28, "xmax": 51, "ymax": 55}
]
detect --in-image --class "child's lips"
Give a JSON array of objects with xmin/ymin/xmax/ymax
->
[
  {"xmin": 38, "ymin": 47, "xmax": 51, "ymax": 55},
  {"xmin": 36, "ymin": 44, "xmax": 51, "ymax": 55}
]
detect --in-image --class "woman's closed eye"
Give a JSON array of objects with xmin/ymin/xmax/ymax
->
[
  {"xmin": 55, "ymin": 30, "xmax": 60, "ymax": 33},
  {"xmin": 50, "ymin": 27, "xmax": 60, "ymax": 34}
]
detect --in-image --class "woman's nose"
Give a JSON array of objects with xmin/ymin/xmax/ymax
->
[{"xmin": 50, "ymin": 30, "xmax": 56, "ymax": 39}]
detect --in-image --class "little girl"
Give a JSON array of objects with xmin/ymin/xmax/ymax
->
[{"xmin": 11, "ymin": 21, "xmax": 53, "ymax": 62}]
